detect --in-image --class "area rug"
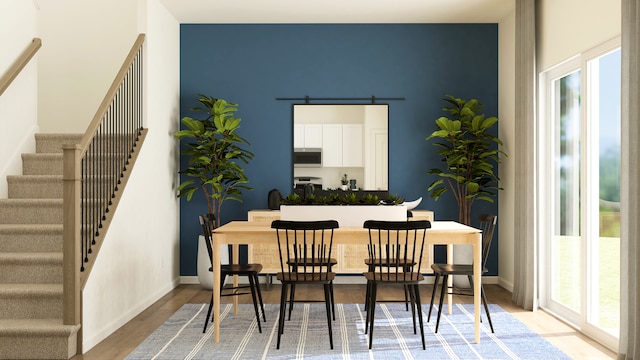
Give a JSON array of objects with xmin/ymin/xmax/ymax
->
[{"xmin": 125, "ymin": 303, "xmax": 570, "ymax": 360}]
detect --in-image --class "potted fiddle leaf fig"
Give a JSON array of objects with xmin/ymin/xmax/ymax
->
[
  {"xmin": 426, "ymin": 95, "xmax": 506, "ymax": 225},
  {"xmin": 175, "ymin": 95, "xmax": 254, "ymax": 289},
  {"xmin": 175, "ymin": 95, "xmax": 254, "ymax": 228}
]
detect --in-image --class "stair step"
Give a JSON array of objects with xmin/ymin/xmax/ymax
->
[
  {"xmin": 0, "ymin": 319, "xmax": 80, "ymax": 359},
  {"xmin": 35, "ymin": 133, "xmax": 83, "ymax": 154},
  {"xmin": 0, "ymin": 224, "xmax": 63, "ymax": 252},
  {"xmin": 7, "ymin": 175, "xmax": 62, "ymax": 199},
  {"xmin": 0, "ymin": 253, "xmax": 62, "ymax": 284},
  {"xmin": 0, "ymin": 199, "xmax": 62, "ymax": 224},
  {"xmin": 22, "ymin": 153, "xmax": 128, "ymax": 176},
  {"xmin": 35, "ymin": 133, "xmax": 134, "ymax": 154},
  {"xmin": 22, "ymin": 153, "xmax": 63, "ymax": 175},
  {"xmin": 0, "ymin": 284, "xmax": 62, "ymax": 319}
]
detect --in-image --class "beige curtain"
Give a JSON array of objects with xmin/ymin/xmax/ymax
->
[
  {"xmin": 512, "ymin": 0, "xmax": 537, "ymax": 311},
  {"xmin": 618, "ymin": 0, "xmax": 640, "ymax": 358}
]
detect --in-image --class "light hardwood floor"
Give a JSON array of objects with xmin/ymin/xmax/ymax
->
[{"xmin": 72, "ymin": 283, "xmax": 616, "ymax": 359}]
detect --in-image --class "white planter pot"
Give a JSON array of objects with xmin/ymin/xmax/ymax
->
[
  {"xmin": 280, "ymin": 204, "xmax": 407, "ymax": 227},
  {"xmin": 452, "ymin": 244, "xmax": 473, "ymax": 288},
  {"xmin": 197, "ymin": 235, "xmax": 229, "ymax": 290}
]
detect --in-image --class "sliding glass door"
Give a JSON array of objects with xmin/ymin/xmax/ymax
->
[{"xmin": 540, "ymin": 39, "xmax": 620, "ymax": 351}]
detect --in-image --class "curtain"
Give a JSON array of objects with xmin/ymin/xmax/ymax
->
[
  {"xmin": 511, "ymin": 0, "xmax": 537, "ymax": 311},
  {"xmin": 618, "ymin": 0, "xmax": 640, "ymax": 358}
]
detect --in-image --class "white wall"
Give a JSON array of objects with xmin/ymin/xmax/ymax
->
[
  {"xmin": 0, "ymin": 0, "xmax": 39, "ymax": 197},
  {"xmin": 37, "ymin": 0, "xmax": 139, "ymax": 133},
  {"xmin": 80, "ymin": 0, "xmax": 180, "ymax": 351},
  {"xmin": 498, "ymin": 7, "xmax": 516, "ymax": 291},
  {"xmin": 537, "ymin": 0, "xmax": 621, "ymax": 72}
]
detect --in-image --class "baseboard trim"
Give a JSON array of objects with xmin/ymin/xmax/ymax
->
[{"xmin": 498, "ymin": 278, "xmax": 514, "ymax": 292}]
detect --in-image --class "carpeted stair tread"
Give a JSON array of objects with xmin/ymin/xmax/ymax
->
[
  {"xmin": 7, "ymin": 174, "xmax": 61, "ymax": 180},
  {"xmin": 0, "ymin": 253, "xmax": 63, "ymax": 283},
  {"xmin": 0, "ymin": 319, "xmax": 80, "ymax": 335},
  {"xmin": 0, "ymin": 199, "xmax": 63, "ymax": 224},
  {"xmin": 0, "ymin": 198, "xmax": 62, "ymax": 205},
  {"xmin": 22, "ymin": 153, "xmax": 63, "ymax": 175},
  {"xmin": 0, "ymin": 224, "xmax": 62, "ymax": 252},
  {"xmin": 0, "ymin": 252, "xmax": 62, "ymax": 263},
  {"xmin": 0, "ymin": 319, "xmax": 80, "ymax": 360},
  {"xmin": 35, "ymin": 133, "xmax": 83, "ymax": 153},
  {"xmin": 7, "ymin": 175, "xmax": 62, "ymax": 199},
  {"xmin": 0, "ymin": 224, "xmax": 63, "ymax": 232},
  {"xmin": 0, "ymin": 283, "xmax": 62, "ymax": 296},
  {"xmin": 0, "ymin": 284, "xmax": 63, "ymax": 319}
]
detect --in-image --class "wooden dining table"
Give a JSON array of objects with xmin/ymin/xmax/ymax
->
[{"xmin": 211, "ymin": 220, "xmax": 483, "ymax": 344}]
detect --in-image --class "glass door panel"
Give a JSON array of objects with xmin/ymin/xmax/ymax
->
[
  {"xmin": 589, "ymin": 49, "xmax": 621, "ymax": 335},
  {"xmin": 551, "ymin": 70, "xmax": 581, "ymax": 313}
]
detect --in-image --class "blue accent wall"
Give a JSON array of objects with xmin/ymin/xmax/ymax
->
[{"xmin": 179, "ymin": 24, "xmax": 499, "ymax": 276}]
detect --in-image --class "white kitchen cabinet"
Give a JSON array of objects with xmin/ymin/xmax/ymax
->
[
  {"xmin": 294, "ymin": 124, "xmax": 322, "ymax": 148},
  {"xmin": 342, "ymin": 124, "xmax": 363, "ymax": 167},
  {"xmin": 321, "ymin": 124, "xmax": 362, "ymax": 167},
  {"xmin": 321, "ymin": 124, "xmax": 343, "ymax": 167}
]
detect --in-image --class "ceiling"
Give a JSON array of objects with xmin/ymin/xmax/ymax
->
[{"xmin": 159, "ymin": 0, "xmax": 515, "ymax": 24}]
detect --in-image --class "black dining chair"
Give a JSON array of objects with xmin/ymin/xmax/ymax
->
[
  {"xmin": 427, "ymin": 213, "xmax": 497, "ymax": 333},
  {"xmin": 363, "ymin": 220, "xmax": 432, "ymax": 350},
  {"xmin": 271, "ymin": 220, "xmax": 339, "ymax": 350},
  {"xmin": 363, "ymin": 247, "xmax": 415, "ymax": 311},
  {"xmin": 199, "ymin": 214, "xmax": 266, "ymax": 333},
  {"xmin": 286, "ymin": 247, "xmax": 338, "ymax": 321},
  {"xmin": 363, "ymin": 212, "xmax": 417, "ymax": 311}
]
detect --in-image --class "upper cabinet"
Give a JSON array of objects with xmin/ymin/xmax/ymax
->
[
  {"xmin": 322, "ymin": 124, "xmax": 362, "ymax": 167},
  {"xmin": 340, "ymin": 124, "xmax": 363, "ymax": 167},
  {"xmin": 321, "ymin": 124, "xmax": 342, "ymax": 167},
  {"xmin": 294, "ymin": 124, "xmax": 322, "ymax": 149}
]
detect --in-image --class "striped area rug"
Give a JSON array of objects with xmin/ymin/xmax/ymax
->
[{"xmin": 125, "ymin": 303, "xmax": 570, "ymax": 359}]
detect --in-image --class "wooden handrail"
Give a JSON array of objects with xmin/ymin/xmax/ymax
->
[
  {"xmin": 62, "ymin": 34, "xmax": 146, "ymax": 350},
  {"xmin": 79, "ymin": 34, "xmax": 145, "ymax": 154},
  {"xmin": 0, "ymin": 38, "xmax": 42, "ymax": 96}
]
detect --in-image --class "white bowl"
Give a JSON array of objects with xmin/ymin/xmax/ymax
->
[{"xmin": 402, "ymin": 197, "xmax": 422, "ymax": 210}]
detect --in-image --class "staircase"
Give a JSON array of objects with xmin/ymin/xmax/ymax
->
[{"xmin": 0, "ymin": 134, "xmax": 82, "ymax": 359}]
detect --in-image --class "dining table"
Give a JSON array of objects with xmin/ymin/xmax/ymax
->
[{"xmin": 210, "ymin": 220, "xmax": 483, "ymax": 344}]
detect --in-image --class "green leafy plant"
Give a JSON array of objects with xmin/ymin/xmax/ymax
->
[
  {"xmin": 280, "ymin": 192, "xmax": 403, "ymax": 206},
  {"xmin": 281, "ymin": 192, "xmax": 302, "ymax": 205},
  {"xmin": 175, "ymin": 95, "xmax": 254, "ymax": 227},
  {"xmin": 361, "ymin": 193, "xmax": 380, "ymax": 205},
  {"xmin": 341, "ymin": 192, "xmax": 359, "ymax": 205},
  {"xmin": 327, "ymin": 193, "xmax": 341, "ymax": 205},
  {"xmin": 383, "ymin": 193, "xmax": 405, "ymax": 205},
  {"xmin": 426, "ymin": 95, "xmax": 506, "ymax": 225}
]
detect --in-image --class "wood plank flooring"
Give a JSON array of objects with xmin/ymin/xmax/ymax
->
[{"xmin": 71, "ymin": 283, "xmax": 616, "ymax": 359}]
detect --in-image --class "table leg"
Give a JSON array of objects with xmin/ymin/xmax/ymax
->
[
  {"xmin": 212, "ymin": 233, "xmax": 223, "ymax": 343},
  {"xmin": 446, "ymin": 244, "xmax": 453, "ymax": 315},
  {"xmin": 232, "ymin": 244, "xmax": 239, "ymax": 314},
  {"xmin": 473, "ymin": 232, "xmax": 481, "ymax": 344}
]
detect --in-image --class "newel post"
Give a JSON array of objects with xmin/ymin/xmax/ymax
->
[{"xmin": 62, "ymin": 144, "xmax": 82, "ymax": 326}]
